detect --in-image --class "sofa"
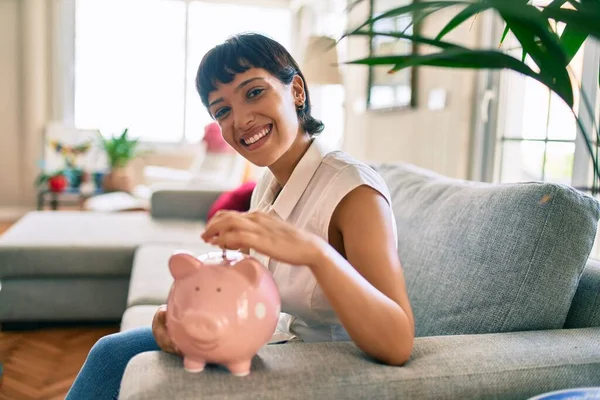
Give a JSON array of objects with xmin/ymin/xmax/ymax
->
[{"xmin": 1, "ymin": 162, "xmax": 599, "ymax": 399}]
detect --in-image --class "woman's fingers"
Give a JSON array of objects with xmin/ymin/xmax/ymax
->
[
  {"xmin": 209, "ymin": 230, "xmax": 262, "ymax": 251},
  {"xmin": 201, "ymin": 212, "xmax": 261, "ymax": 242}
]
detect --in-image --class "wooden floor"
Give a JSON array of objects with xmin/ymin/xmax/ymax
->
[{"xmin": 0, "ymin": 220, "xmax": 120, "ymax": 399}]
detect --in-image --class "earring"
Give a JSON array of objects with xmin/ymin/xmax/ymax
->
[{"xmin": 296, "ymin": 102, "xmax": 305, "ymax": 111}]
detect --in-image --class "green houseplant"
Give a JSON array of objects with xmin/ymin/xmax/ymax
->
[
  {"xmin": 100, "ymin": 128, "xmax": 140, "ymax": 193},
  {"xmin": 345, "ymin": 0, "xmax": 600, "ymax": 192}
]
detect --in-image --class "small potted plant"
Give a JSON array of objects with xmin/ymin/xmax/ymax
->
[{"xmin": 100, "ymin": 128, "xmax": 140, "ymax": 193}]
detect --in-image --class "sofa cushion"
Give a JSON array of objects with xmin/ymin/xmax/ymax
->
[
  {"xmin": 0, "ymin": 211, "xmax": 206, "ymax": 278},
  {"xmin": 564, "ymin": 258, "xmax": 600, "ymax": 329},
  {"xmin": 207, "ymin": 181, "xmax": 256, "ymax": 220},
  {"xmin": 121, "ymin": 305, "xmax": 161, "ymax": 331},
  {"xmin": 375, "ymin": 163, "xmax": 600, "ymax": 337},
  {"xmin": 126, "ymin": 244, "xmax": 219, "ymax": 307},
  {"xmin": 119, "ymin": 327, "xmax": 600, "ymax": 400},
  {"xmin": 0, "ymin": 277, "xmax": 130, "ymax": 321}
]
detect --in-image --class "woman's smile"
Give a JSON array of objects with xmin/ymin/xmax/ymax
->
[{"xmin": 239, "ymin": 123, "xmax": 273, "ymax": 151}]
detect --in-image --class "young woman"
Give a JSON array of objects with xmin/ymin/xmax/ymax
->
[{"xmin": 66, "ymin": 32, "xmax": 414, "ymax": 399}]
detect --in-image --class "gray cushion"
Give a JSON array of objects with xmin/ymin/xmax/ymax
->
[
  {"xmin": 127, "ymin": 244, "xmax": 219, "ymax": 307},
  {"xmin": 0, "ymin": 277, "xmax": 129, "ymax": 321},
  {"xmin": 121, "ymin": 305, "xmax": 161, "ymax": 331},
  {"xmin": 151, "ymin": 188, "xmax": 224, "ymax": 220},
  {"xmin": 565, "ymin": 258, "xmax": 600, "ymax": 329},
  {"xmin": 375, "ymin": 163, "xmax": 600, "ymax": 337},
  {"xmin": 0, "ymin": 211, "xmax": 205, "ymax": 277},
  {"xmin": 119, "ymin": 327, "xmax": 600, "ymax": 400}
]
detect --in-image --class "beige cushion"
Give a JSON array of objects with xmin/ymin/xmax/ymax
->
[
  {"xmin": 0, "ymin": 211, "xmax": 207, "ymax": 278},
  {"xmin": 126, "ymin": 243, "xmax": 219, "ymax": 307},
  {"xmin": 0, "ymin": 211, "xmax": 205, "ymax": 247},
  {"xmin": 121, "ymin": 305, "xmax": 161, "ymax": 331}
]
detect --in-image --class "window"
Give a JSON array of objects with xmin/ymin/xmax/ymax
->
[
  {"xmin": 493, "ymin": 27, "xmax": 600, "ymax": 191},
  {"xmin": 74, "ymin": 0, "xmax": 292, "ymax": 143}
]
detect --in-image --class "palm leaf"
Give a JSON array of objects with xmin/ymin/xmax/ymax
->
[
  {"xmin": 436, "ymin": 2, "xmax": 498, "ymax": 40},
  {"xmin": 490, "ymin": 3, "xmax": 573, "ymax": 106},
  {"xmin": 348, "ymin": 30, "xmax": 466, "ymax": 50},
  {"xmin": 541, "ymin": 7, "xmax": 600, "ymax": 39},
  {"xmin": 560, "ymin": 24, "xmax": 588, "ymax": 64},
  {"xmin": 345, "ymin": 1, "xmax": 470, "ymax": 37},
  {"xmin": 347, "ymin": 48, "xmax": 570, "ymax": 107},
  {"xmin": 499, "ymin": 25, "xmax": 510, "ymax": 47}
]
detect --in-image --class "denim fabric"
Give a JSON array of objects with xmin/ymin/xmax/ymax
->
[{"xmin": 66, "ymin": 327, "xmax": 160, "ymax": 400}]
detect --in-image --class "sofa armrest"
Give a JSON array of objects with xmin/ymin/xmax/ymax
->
[
  {"xmin": 120, "ymin": 327, "xmax": 600, "ymax": 400},
  {"xmin": 150, "ymin": 188, "xmax": 224, "ymax": 220},
  {"xmin": 565, "ymin": 258, "xmax": 600, "ymax": 329}
]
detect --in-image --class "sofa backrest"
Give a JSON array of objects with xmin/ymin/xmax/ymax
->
[
  {"xmin": 374, "ymin": 162, "xmax": 600, "ymax": 337},
  {"xmin": 564, "ymin": 258, "xmax": 600, "ymax": 329}
]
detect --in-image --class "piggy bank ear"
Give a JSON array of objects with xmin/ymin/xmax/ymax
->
[
  {"xmin": 234, "ymin": 260, "xmax": 262, "ymax": 288},
  {"xmin": 169, "ymin": 252, "xmax": 202, "ymax": 280}
]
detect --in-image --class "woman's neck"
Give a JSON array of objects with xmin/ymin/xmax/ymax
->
[{"xmin": 269, "ymin": 131, "xmax": 312, "ymax": 187}]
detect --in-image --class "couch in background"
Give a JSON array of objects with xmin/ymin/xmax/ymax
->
[{"xmin": 1, "ymin": 162, "xmax": 599, "ymax": 399}]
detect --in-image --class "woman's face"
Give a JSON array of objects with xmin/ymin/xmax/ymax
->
[{"xmin": 207, "ymin": 68, "xmax": 305, "ymax": 167}]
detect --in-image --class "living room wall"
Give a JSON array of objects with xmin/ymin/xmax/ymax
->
[
  {"xmin": 0, "ymin": 0, "xmax": 24, "ymax": 212},
  {"xmin": 0, "ymin": 0, "xmax": 485, "ymax": 218},
  {"xmin": 0, "ymin": 0, "xmax": 48, "ymax": 217},
  {"xmin": 341, "ymin": 2, "xmax": 484, "ymax": 180},
  {"xmin": 0, "ymin": 0, "xmax": 21, "ymax": 212}
]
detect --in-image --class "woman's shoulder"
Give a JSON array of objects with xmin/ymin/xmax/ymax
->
[
  {"xmin": 311, "ymin": 150, "xmax": 395, "ymax": 237},
  {"xmin": 319, "ymin": 150, "xmax": 389, "ymax": 192}
]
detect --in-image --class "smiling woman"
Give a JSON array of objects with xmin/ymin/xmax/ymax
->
[
  {"xmin": 66, "ymin": 33, "xmax": 415, "ymax": 400},
  {"xmin": 195, "ymin": 33, "xmax": 325, "ymax": 170}
]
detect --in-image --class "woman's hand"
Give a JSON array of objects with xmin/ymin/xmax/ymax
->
[
  {"xmin": 152, "ymin": 305, "xmax": 181, "ymax": 355},
  {"xmin": 201, "ymin": 210, "xmax": 325, "ymax": 268}
]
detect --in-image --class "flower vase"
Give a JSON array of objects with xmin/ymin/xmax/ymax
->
[{"xmin": 102, "ymin": 166, "xmax": 134, "ymax": 193}]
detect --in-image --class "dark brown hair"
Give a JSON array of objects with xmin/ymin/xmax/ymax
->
[{"xmin": 196, "ymin": 33, "xmax": 324, "ymax": 136}]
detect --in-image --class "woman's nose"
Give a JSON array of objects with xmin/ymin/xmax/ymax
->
[{"xmin": 233, "ymin": 108, "xmax": 255, "ymax": 130}]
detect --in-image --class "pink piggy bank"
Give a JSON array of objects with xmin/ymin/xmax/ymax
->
[{"xmin": 165, "ymin": 250, "xmax": 280, "ymax": 377}]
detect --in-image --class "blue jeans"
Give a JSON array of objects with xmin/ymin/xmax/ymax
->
[{"xmin": 66, "ymin": 326, "xmax": 161, "ymax": 400}]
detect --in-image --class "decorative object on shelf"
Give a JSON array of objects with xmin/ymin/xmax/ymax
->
[
  {"xmin": 43, "ymin": 122, "xmax": 106, "ymax": 175},
  {"xmin": 99, "ymin": 128, "xmax": 140, "ymax": 193},
  {"xmin": 48, "ymin": 139, "xmax": 92, "ymax": 169},
  {"xmin": 36, "ymin": 170, "xmax": 69, "ymax": 193},
  {"xmin": 345, "ymin": 0, "xmax": 600, "ymax": 191},
  {"xmin": 42, "ymin": 123, "xmax": 101, "ymax": 189}
]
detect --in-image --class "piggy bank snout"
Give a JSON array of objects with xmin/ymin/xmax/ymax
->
[{"xmin": 184, "ymin": 312, "xmax": 227, "ymax": 342}]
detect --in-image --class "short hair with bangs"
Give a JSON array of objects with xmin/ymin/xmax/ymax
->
[{"xmin": 195, "ymin": 32, "xmax": 324, "ymax": 136}]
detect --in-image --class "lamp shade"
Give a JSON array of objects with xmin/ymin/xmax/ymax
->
[{"xmin": 301, "ymin": 36, "xmax": 342, "ymax": 85}]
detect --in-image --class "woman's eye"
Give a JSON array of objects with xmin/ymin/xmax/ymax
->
[
  {"xmin": 247, "ymin": 88, "xmax": 264, "ymax": 99},
  {"xmin": 214, "ymin": 107, "xmax": 230, "ymax": 119}
]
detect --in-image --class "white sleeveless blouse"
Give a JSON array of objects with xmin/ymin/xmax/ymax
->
[{"xmin": 249, "ymin": 136, "xmax": 398, "ymax": 343}]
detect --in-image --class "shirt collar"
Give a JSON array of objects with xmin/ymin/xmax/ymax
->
[{"xmin": 257, "ymin": 136, "xmax": 333, "ymax": 221}]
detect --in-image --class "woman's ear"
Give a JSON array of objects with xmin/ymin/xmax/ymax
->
[{"xmin": 291, "ymin": 75, "xmax": 306, "ymax": 107}]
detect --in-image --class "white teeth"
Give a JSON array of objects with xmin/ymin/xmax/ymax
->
[{"xmin": 243, "ymin": 126, "xmax": 271, "ymax": 146}]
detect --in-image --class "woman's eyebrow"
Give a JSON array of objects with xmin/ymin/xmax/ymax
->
[
  {"xmin": 209, "ymin": 77, "xmax": 265, "ymax": 108},
  {"xmin": 234, "ymin": 77, "xmax": 265, "ymax": 93}
]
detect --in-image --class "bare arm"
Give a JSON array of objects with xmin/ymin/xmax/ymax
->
[
  {"xmin": 309, "ymin": 185, "xmax": 414, "ymax": 366},
  {"xmin": 200, "ymin": 186, "xmax": 414, "ymax": 365}
]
